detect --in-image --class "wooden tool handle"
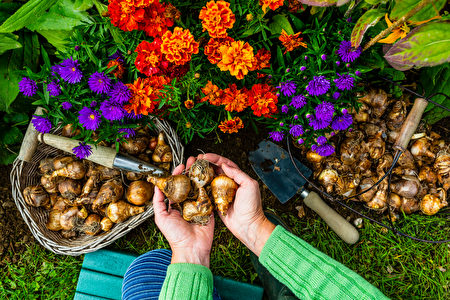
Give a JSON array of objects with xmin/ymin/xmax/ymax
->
[
  {"xmin": 17, "ymin": 107, "xmax": 44, "ymax": 162},
  {"xmin": 38, "ymin": 133, "xmax": 117, "ymax": 168},
  {"xmin": 303, "ymin": 191, "xmax": 360, "ymax": 244},
  {"xmin": 394, "ymin": 98, "xmax": 428, "ymax": 151}
]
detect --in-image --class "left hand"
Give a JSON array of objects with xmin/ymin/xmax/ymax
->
[{"xmin": 153, "ymin": 157, "xmax": 214, "ymax": 268}]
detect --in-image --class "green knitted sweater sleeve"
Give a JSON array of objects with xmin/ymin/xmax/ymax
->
[
  {"xmin": 259, "ymin": 226, "xmax": 389, "ymax": 300},
  {"xmin": 158, "ymin": 263, "xmax": 213, "ymax": 300}
]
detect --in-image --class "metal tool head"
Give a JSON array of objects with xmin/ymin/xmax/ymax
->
[
  {"xmin": 249, "ymin": 140, "xmax": 312, "ymax": 203},
  {"xmin": 114, "ymin": 154, "xmax": 169, "ymax": 177}
]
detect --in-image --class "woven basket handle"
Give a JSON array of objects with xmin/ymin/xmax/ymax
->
[{"xmin": 17, "ymin": 107, "xmax": 44, "ymax": 162}]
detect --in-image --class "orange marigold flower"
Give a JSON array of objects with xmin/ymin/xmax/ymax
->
[
  {"xmin": 107, "ymin": 59, "xmax": 125, "ymax": 79},
  {"xmin": 218, "ymin": 117, "xmax": 244, "ymax": 134},
  {"xmin": 164, "ymin": 3, "xmax": 181, "ymax": 21},
  {"xmin": 279, "ymin": 29, "xmax": 307, "ymax": 54},
  {"xmin": 217, "ymin": 40, "xmax": 254, "ymax": 80},
  {"xmin": 259, "ymin": 0, "xmax": 284, "ymax": 13},
  {"xmin": 288, "ymin": 0, "xmax": 304, "ymax": 12},
  {"xmin": 135, "ymin": 39, "xmax": 167, "ymax": 76},
  {"xmin": 161, "ymin": 27, "xmax": 199, "ymax": 65},
  {"xmin": 124, "ymin": 76, "xmax": 170, "ymax": 116},
  {"xmin": 248, "ymin": 83, "xmax": 278, "ymax": 117},
  {"xmin": 184, "ymin": 99, "xmax": 194, "ymax": 109},
  {"xmin": 222, "ymin": 84, "xmax": 249, "ymax": 112},
  {"xmin": 201, "ymin": 81, "xmax": 224, "ymax": 105},
  {"xmin": 249, "ymin": 48, "xmax": 271, "ymax": 71},
  {"xmin": 199, "ymin": 1, "xmax": 235, "ymax": 38},
  {"xmin": 204, "ymin": 37, "xmax": 234, "ymax": 64},
  {"xmin": 141, "ymin": 2, "xmax": 175, "ymax": 38},
  {"xmin": 108, "ymin": 0, "xmax": 146, "ymax": 32}
]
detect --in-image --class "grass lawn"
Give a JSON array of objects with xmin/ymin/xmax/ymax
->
[{"xmin": 1, "ymin": 201, "xmax": 448, "ymax": 299}]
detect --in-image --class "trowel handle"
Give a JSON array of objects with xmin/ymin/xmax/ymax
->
[{"xmin": 303, "ymin": 191, "xmax": 359, "ymax": 244}]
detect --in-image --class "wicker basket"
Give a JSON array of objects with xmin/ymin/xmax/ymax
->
[{"xmin": 10, "ymin": 117, "xmax": 183, "ymax": 256}]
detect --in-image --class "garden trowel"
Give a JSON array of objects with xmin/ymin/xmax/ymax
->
[{"xmin": 249, "ymin": 140, "xmax": 359, "ymax": 244}]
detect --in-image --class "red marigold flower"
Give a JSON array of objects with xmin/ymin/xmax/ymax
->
[
  {"xmin": 279, "ymin": 29, "xmax": 307, "ymax": 54},
  {"xmin": 201, "ymin": 81, "xmax": 223, "ymax": 105},
  {"xmin": 218, "ymin": 116, "xmax": 244, "ymax": 134},
  {"xmin": 161, "ymin": 27, "xmax": 199, "ymax": 65},
  {"xmin": 184, "ymin": 99, "xmax": 194, "ymax": 109},
  {"xmin": 107, "ymin": 59, "xmax": 125, "ymax": 79},
  {"xmin": 141, "ymin": 2, "xmax": 175, "ymax": 38},
  {"xmin": 134, "ymin": 39, "xmax": 168, "ymax": 76},
  {"xmin": 199, "ymin": 1, "xmax": 235, "ymax": 38},
  {"xmin": 248, "ymin": 83, "xmax": 278, "ymax": 117},
  {"xmin": 204, "ymin": 37, "xmax": 234, "ymax": 64},
  {"xmin": 249, "ymin": 48, "xmax": 271, "ymax": 71},
  {"xmin": 124, "ymin": 76, "xmax": 170, "ymax": 116},
  {"xmin": 217, "ymin": 40, "xmax": 254, "ymax": 80},
  {"xmin": 108, "ymin": 0, "xmax": 146, "ymax": 32},
  {"xmin": 222, "ymin": 84, "xmax": 249, "ymax": 112},
  {"xmin": 259, "ymin": 0, "xmax": 284, "ymax": 13}
]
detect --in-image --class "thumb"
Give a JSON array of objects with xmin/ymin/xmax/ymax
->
[
  {"xmin": 221, "ymin": 163, "xmax": 253, "ymax": 187},
  {"xmin": 152, "ymin": 186, "xmax": 168, "ymax": 219}
]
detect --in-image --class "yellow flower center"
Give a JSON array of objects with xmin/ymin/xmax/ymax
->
[
  {"xmin": 72, "ymin": 67, "xmax": 76, "ymax": 72},
  {"xmin": 89, "ymin": 114, "xmax": 95, "ymax": 120}
]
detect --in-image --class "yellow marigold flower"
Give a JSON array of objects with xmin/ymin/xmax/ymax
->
[
  {"xmin": 218, "ymin": 117, "xmax": 244, "ymax": 134},
  {"xmin": 222, "ymin": 84, "xmax": 249, "ymax": 112},
  {"xmin": 184, "ymin": 99, "xmax": 194, "ymax": 109},
  {"xmin": 246, "ymin": 13, "xmax": 253, "ymax": 21},
  {"xmin": 199, "ymin": 0, "xmax": 235, "ymax": 38},
  {"xmin": 259, "ymin": 0, "xmax": 284, "ymax": 13},
  {"xmin": 378, "ymin": 14, "xmax": 410, "ymax": 44},
  {"xmin": 204, "ymin": 37, "xmax": 234, "ymax": 64},
  {"xmin": 161, "ymin": 27, "xmax": 199, "ymax": 65},
  {"xmin": 279, "ymin": 29, "xmax": 307, "ymax": 54},
  {"xmin": 217, "ymin": 40, "xmax": 254, "ymax": 80}
]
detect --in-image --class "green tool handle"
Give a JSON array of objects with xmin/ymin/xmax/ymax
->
[{"xmin": 303, "ymin": 191, "xmax": 360, "ymax": 245}]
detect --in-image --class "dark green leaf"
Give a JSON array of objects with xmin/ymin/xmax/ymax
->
[
  {"xmin": 390, "ymin": 0, "xmax": 446, "ymax": 22},
  {"xmin": 3, "ymin": 113, "xmax": 28, "ymax": 124},
  {"xmin": 37, "ymin": 30, "xmax": 72, "ymax": 51},
  {"xmin": 0, "ymin": 33, "xmax": 21, "ymax": 55},
  {"xmin": 0, "ymin": 41, "xmax": 24, "ymax": 112},
  {"xmin": 0, "ymin": 127, "xmax": 22, "ymax": 145},
  {"xmin": 351, "ymin": 8, "xmax": 386, "ymax": 48},
  {"xmin": 268, "ymin": 15, "xmax": 294, "ymax": 35}
]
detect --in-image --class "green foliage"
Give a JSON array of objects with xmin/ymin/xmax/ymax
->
[
  {"xmin": 384, "ymin": 20, "xmax": 450, "ymax": 71},
  {"xmin": 420, "ymin": 64, "xmax": 450, "ymax": 124},
  {"xmin": 268, "ymin": 14, "xmax": 294, "ymax": 35},
  {"xmin": 0, "ymin": 111, "xmax": 28, "ymax": 164},
  {"xmin": 0, "ymin": 33, "xmax": 21, "ymax": 55},
  {"xmin": 351, "ymin": 8, "xmax": 386, "ymax": 48},
  {"xmin": 0, "ymin": 0, "xmax": 59, "ymax": 33},
  {"xmin": 390, "ymin": 0, "xmax": 446, "ymax": 22}
]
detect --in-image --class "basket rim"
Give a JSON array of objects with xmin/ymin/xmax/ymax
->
[{"xmin": 10, "ymin": 117, "xmax": 184, "ymax": 256}]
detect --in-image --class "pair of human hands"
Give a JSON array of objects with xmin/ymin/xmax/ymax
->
[{"xmin": 153, "ymin": 153, "xmax": 275, "ymax": 268}]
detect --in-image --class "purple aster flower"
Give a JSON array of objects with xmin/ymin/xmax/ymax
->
[
  {"xmin": 346, "ymin": 17, "xmax": 352, "ymax": 23},
  {"xmin": 337, "ymin": 41, "xmax": 361, "ymax": 63},
  {"xmin": 74, "ymin": 45, "xmax": 81, "ymax": 51},
  {"xmin": 317, "ymin": 136, "xmax": 327, "ymax": 145},
  {"xmin": 333, "ymin": 92, "xmax": 340, "ymax": 100},
  {"xmin": 330, "ymin": 132, "xmax": 336, "ymax": 137},
  {"xmin": 90, "ymin": 101, "xmax": 97, "ymax": 107},
  {"xmin": 290, "ymin": 94, "xmax": 307, "ymax": 109},
  {"xmin": 331, "ymin": 113, "xmax": 353, "ymax": 131},
  {"xmin": 309, "ymin": 117, "xmax": 331, "ymax": 131},
  {"xmin": 51, "ymin": 64, "xmax": 61, "ymax": 77},
  {"xmin": 316, "ymin": 144, "xmax": 335, "ymax": 156},
  {"xmin": 314, "ymin": 101, "xmax": 334, "ymax": 121},
  {"xmin": 59, "ymin": 58, "xmax": 83, "ymax": 83},
  {"xmin": 100, "ymin": 100, "xmax": 126, "ymax": 121},
  {"xmin": 125, "ymin": 111, "xmax": 143, "ymax": 120},
  {"xmin": 297, "ymin": 138, "xmax": 304, "ymax": 145},
  {"xmin": 293, "ymin": 115, "xmax": 298, "ymax": 120},
  {"xmin": 78, "ymin": 107, "xmax": 101, "ymax": 130},
  {"xmin": 61, "ymin": 102, "xmax": 72, "ymax": 110},
  {"xmin": 108, "ymin": 81, "xmax": 131, "ymax": 105},
  {"xmin": 342, "ymin": 108, "xmax": 348, "ymax": 114},
  {"xmin": 109, "ymin": 50, "xmax": 124, "ymax": 63},
  {"xmin": 279, "ymin": 122, "xmax": 284, "ymax": 127},
  {"xmin": 269, "ymin": 131, "xmax": 285, "ymax": 142},
  {"xmin": 285, "ymin": 68, "xmax": 290, "ymax": 73},
  {"xmin": 88, "ymin": 72, "xmax": 111, "ymax": 94},
  {"xmin": 334, "ymin": 73, "xmax": 354, "ymax": 91},
  {"xmin": 321, "ymin": 54, "xmax": 327, "ymax": 61},
  {"xmin": 278, "ymin": 81, "xmax": 297, "ymax": 96},
  {"xmin": 300, "ymin": 66, "xmax": 306, "ymax": 71},
  {"xmin": 118, "ymin": 128, "xmax": 135, "ymax": 138},
  {"xmin": 355, "ymin": 70, "xmax": 361, "ymax": 76},
  {"xmin": 19, "ymin": 77, "xmax": 38, "ymax": 97},
  {"xmin": 31, "ymin": 115, "xmax": 52, "ymax": 133},
  {"xmin": 72, "ymin": 142, "xmax": 92, "ymax": 159},
  {"xmin": 311, "ymin": 144, "xmax": 318, "ymax": 151},
  {"xmin": 289, "ymin": 125, "xmax": 304, "ymax": 137},
  {"xmin": 281, "ymin": 105, "xmax": 289, "ymax": 113},
  {"xmin": 47, "ymin": 81, "xmax": 61, "ymax": 97},
  {"xmin": 306, "ymin": 76, "xmax": 330, "ymax": 96}
]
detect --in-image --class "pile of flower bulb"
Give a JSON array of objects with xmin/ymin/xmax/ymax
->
[{"xmin": 306, "ymin": 89, "xmax": 448, "ymax": 216}]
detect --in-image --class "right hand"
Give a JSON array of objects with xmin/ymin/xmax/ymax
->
[{"xmin": 198, "ymin": 153, "xmax": 275, "ymax": 256}]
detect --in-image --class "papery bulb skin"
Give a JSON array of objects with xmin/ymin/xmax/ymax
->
[
  {"xmin": 51, "ymin": 161, "xmax": 86, "ymax": 180},
  {"xmin": 58, "ymin": 179, "xmax": 82, "ymax": 200},
  {"xmin": 148, "ymin": 175, "xmax": 191, "ymax": 203},
  {"xmin": 23, "ymin": 185, "xmax": 50, "ymax": 207},
  {"xmin": 100, "ymin": 217, "xmax": 114, "ymax": 232},
  {"xmin": 189, "ymin": 159, "xmax": 215, "ymax": 188},
  {"xmin": 152, "ymin": 132, "xmax": 173, "ymax": 163},
  {"xmin": 318, "ymin": 169, "xmax": 339, "ymax": 194},
  {"xmin": 83, "ymin": 214, "xmax": 102, "ymax": 235},
  {"xmin": 182, "ymin": 187, "xmax": 213, "ymax": 225},
  {"xmin": 60, "ymin": 206, "xmax": 88, "ymax": 231},
  {"xmin": 211, "ymin": 175, "xmax": 237, "ymax": 215},
  {"xmin": 107, "ymin": 201, "xmax": 145, "ymax": 223},
  {"xmin": 92, "ymin": 179, "xmax": 124, "ymax": 209},
  {"xmin": 411, "ymin": 138, "xmax": 435, "ymax": 159},
  {"xmin": 420, "ymin": 190, "xmax": 448, "ymax": 216},
  {"xmin": 126, "ymin": 181, "xmax": 154, "ymax": 206}
]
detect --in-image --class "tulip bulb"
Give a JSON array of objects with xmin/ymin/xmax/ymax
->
[
  {"xmin": 53, "ymin": 156, "xmax": 75, "ymax": 170},
  {"xmin": 46, "ymin": 210, "xmax": 63, "ymax": 231},
  {"xmin": 23, "ymin": 185, "xmax": 49, "ymax": 207},
  {"xmin": 420, "ymin": 189, "xmax": 448, "ymax": 216},
  {"xmin": 41, "ymin": 174, "xmax": 59, "ymax": 194},
  {"xmin": 101, "ymin": 217, "xmax": 114, "ymax": 232},
  {"xmin": 107, "ymin": 201, "xmax": 145, "ymax": 223},
  {"xmin": 58, "ymin": 179, "xmax": 82, "ymax": 200},
  {"xmin": 152, "ymin": 132, "xmax": 173, "ymax": 163},
  {"xmin": 391, "ymin": 176, "xmax": 421, "ymax": 198},
  {"xmin": 39, "ymin": 158, "xmax": 55, "ymax": 175},
  {"xmin": 148, "ymin": 175, "xmax": 191, "ymax": 203},
  {"xmin": 189, "ymin": 159, "xmax": 215, "ymax": 188},
  {"xmin": 211, "ymin": 175, "xmax": 237, "ymax": 215},
  {"xmin": 83, "ymin": 214, "xmax": 102, "ymax": 235},
  {"xmin": 60, "ymin": 206, "xmax": 88, "ymax": 231},
  {"xmin": 400, "ymin": 197, "xmax": 419, "ymax": 214},
  {"xmin": 411, "ymin": 138, "xmax": 435, "ymax": 159},
  {"xmin": 121, "ymin": 136, "xmax": 149, "ymax": 155},
  {"xmin": 318, "ymin": 169, "xmax": 339, "ymax": 194},
  {"xmin": 126, "ymin": 181, "xmax": 154, "ymax": 206},
  {"xmin": 182, "ymin": 187, "xmax": 213, "ymax": 224},
  {"xmin": 92, "ymin": 179, "xmax": 124, "ymax": 209},
  {"xmin": 51, "ymin": 161, "xmax": 86, "ymax": 180}
]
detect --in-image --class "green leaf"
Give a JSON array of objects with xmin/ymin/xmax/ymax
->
[
  {"xmin": 0, "ymin": 45, "xmax": 23, "ymax": 112},
  {"xmin": 3, "ymin": 113, "xmax": 28, "ymax": 124},
  {"xmin": 0, "ymin": 33, "xmax": 21, "ymax": 55},
  {"xmin": 0, "ymin": 127, "xmax": 22, "ymax": 145},
  {"xmin": 420, "ymin": 64, "xmax": 450, "ymax": 117},
  {"xmin": 390, "ymin": 0, "xmax": 446, "ymax": 22},
  {"xmin": 364, "ymin": 0, "xmax": 382, "ymax": 4},
  {"xmin": 351, "ymin": 8, "xmax": 386, "ymax": 48},
  {"xmin": 0, "ymin": 3, "xmax": 22, "ymax": 25},
  {"xmin": 37, "ymin": 30, "xmax": 72, "ymax": 51},
  {"xmin": 74, "ymin": 0, "xmax": 94, "ymax": 11},
  {"xmin": 26, "ymin": 0, "xmax": 92, "ymax": 32},
  {"xmin": 384, "ymin": 21, "xmax": 450, "ymax": 71},
  {"xmin": 268, "ymin": 15, "xmax": 294, "ymax": 35},
  {"xmin": 0, "ymin": 0, "xmax": 59, "ymax": 33}
]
